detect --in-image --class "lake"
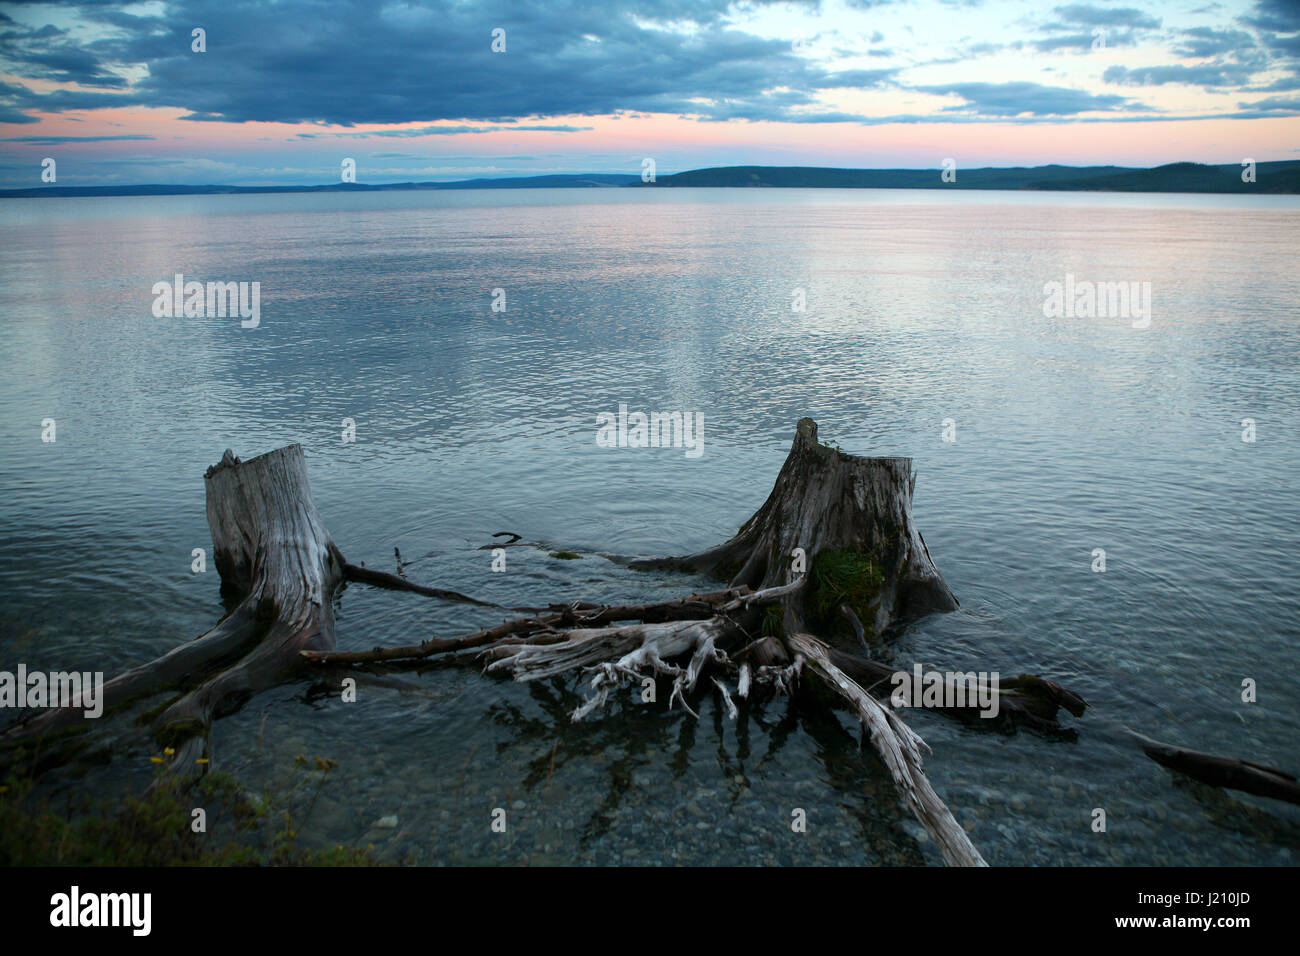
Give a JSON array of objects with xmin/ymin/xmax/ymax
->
[{"xmin": 1, "ymin": 186, "xmax": 1298, "ymax": 865}]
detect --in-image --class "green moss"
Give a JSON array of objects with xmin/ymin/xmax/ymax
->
[
  {"xmin": 548, "ymin": 550, "xmax": 582, "ymax": 560},
  {"xmin": 807, "ymin": 548, "xmax": 884, "ymax": 635},
  {"xmin": 155, "ymin": 715, "xmax": 206, "ymax": 751}
]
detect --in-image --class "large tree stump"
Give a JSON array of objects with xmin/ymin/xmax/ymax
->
[
  {"xmin": 633, "ymin": 418, "xmax": 956, "ymax": 649},
  {"xmin": 3, "ymin": 445, "xmax": 345, "ymax": 779},
  {"xmin": 152, "ymin": 446, "xmax": 344, "ymax": 772}
]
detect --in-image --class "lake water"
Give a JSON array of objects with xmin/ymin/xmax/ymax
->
[{"xmin": 1, "ymin": 187, "xmax": 1298, "ymax": 865}]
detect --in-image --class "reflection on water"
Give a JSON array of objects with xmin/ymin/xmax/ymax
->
[{"xmin": 1, "ymin": 188, "xmax": 1299, "ymax": 865}]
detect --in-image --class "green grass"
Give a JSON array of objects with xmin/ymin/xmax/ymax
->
[
  {"xmin": 760, "ymin": 603, "xmax": 785, "ymax": 640},
  {"xmin": 806, "ymin": 548, "xmax": 884, "ymax": 636},
  {"xmin": 0, "ymin": 753, "xmax": 373, "ymax": 866}
]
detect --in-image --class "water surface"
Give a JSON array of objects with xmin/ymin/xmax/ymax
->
[{"xmin": 2, "ymin": 187, "xmax": 1298, "ymax": 865}]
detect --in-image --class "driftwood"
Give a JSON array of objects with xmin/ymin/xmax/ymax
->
[
  {"xmin": 1129, "ymin": 730, "xmax": 1300, "ymax": 806},
  {"xmin": 6, "ymin": 416, "xmax": 1285, "ymax": 865},
  {"xmin": 790, "ymin": 632, "xmax": 984, "ymax": 866},
  {"xmin": 828, "ymin": 652, "xmax": 1086, "ymax": 732}
]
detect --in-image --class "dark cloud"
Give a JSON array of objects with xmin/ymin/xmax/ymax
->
[
  {"xmin": 1252, "ymin": 71, "xmax": 1300, "ymax": 91},
  {"xmin": 0, "ymin": 20, "xmax": 131, "ymax": 90},
  {"xmin": 818, "ymin": 68, "xmax": 897, "ymax": 87},
  {"xmin": 917, "ymin": 81, "xmax": 1136, "ymax": 116},
  {"xmin": 294, "ymin": 124, "xmax": 593, "ymax": 137},
  {"xmin": 0, "ymin": 0, "xmax": 894, "ymax": 126},
  {"xmin": 1237, "ymin": 94, "xmax": 1300, "ymax": 112},
  {"xmin": 0, "ymin": 0, "xmax": 1288, "ymax": 133},
  {"xmin": 1242, "ymin": 0, "xmax": 1300, "ymax": 34},
  {"xmin": 370, "ymin": 152, "xmax": 539, "ymax": 160},
  {"xmin": 1029, "ymin": 4, "xmax": 1158, "ymax": 54},
  {"xmin": 0, "ymin": 133, "xmax": 155, "ymax": 143},
  {"xmin": 0, "ymin": 105, "xmax": 39, "ymax": 124},
  {"xmin": 1048, "ymin": 4, "xmax": 1160, "ymax": 29},
  {"xmin": 1093, "ymin": 2, "xmax": 1292, "ymax": 97},
  {"xmin": 1174, "ymin": 26, "xmax": 1258, "ymax": 58},
  {"xmin": 1032, "ymin": 30, "xmax": 1140, "ymax": 52},
  {"xmin": 1240, "ymin": 0, "xmax": 1300, "ymax": 61},
  {"xmin": 1104, "ymin": 63, "xmax": 1256, "ymax": 87}
]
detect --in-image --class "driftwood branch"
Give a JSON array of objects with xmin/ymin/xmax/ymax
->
[
  {"xmin": 1129, "ymin": 730, "xmax": 1300, "ymax": 806},
  {"xmin": 789, "ymin": 632, "xmax": 987, "ymax": 866},
  {"xmin": 300, "ymin": 587, "xmax": 751, "ymax": 665},
  {"xmin": 342, "ymin": 561, "xmax": 518, "ymax": 609}
]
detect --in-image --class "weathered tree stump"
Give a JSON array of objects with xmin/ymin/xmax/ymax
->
[
  {"xmin": 3, "ymin": 446, "xmax": 346, "ymax": 780},
  {"xmin": 633, "ymin": 418, "xmax": 956, "ymax": 650}
]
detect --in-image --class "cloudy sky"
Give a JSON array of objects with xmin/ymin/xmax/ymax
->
[{"xmin": 0, "ymin": 0, "xmax": 1297, "ymax": 187}]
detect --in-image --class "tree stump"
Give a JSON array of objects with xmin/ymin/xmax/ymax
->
[
  {"xmin": 634, "ymin": 417, "xmax": 956, "ymax": 649},
  {"xmin": 4, "ymin": 445, "xmax": 345, "ymax": 779}
]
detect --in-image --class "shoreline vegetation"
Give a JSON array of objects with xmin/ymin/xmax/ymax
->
[
  {"xmin": 3, "ymin": 160, "xmax": 1298, "ymax": 199},
  {"xmin": 0, "ymin": 755, "xmax": 375, "ymax": 866}
]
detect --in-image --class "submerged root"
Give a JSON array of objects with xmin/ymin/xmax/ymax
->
[
  {"xmin": 788, "ymin": 632, "xmax": 986, "ymax": 867},
  {"xmin": 485, "ymin": 617, "xmax": 738, "ymax": 722}
]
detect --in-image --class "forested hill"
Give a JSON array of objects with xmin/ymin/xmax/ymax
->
[
  {"xmin": 4, "ymin": 162, "xmax": 1297, "ymax": 197},
  {"xmin": 639, "ymin": 161, "xmax": 1300, "ymax": 193}
]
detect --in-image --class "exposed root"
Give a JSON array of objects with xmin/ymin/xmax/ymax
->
[
  {"xmin": 343, "ymin": 561, "xmax": 525, "ymax": 610},
  {"xmin": 788, "ymin": 632, "xmax": 987, "ymax": 867},
  {"xmin": 485, "ymin": 618, "xmax": 737, "ymax": 722},
  {"xmin": 8, "ymin": 421, "xmax": 1105, "ymax": 871},
  {"xmin": 737, "ymin": 663, "xmax": 752, "ymax": 699},
  {"xmin": 301, "ymin": 588, "xmax": 751, "ymax": 666},
  {"xmin": 755, "ymin": 656, "xmax": 804, "ymax": 698},
  {"xmin": 712, "ymin": 678, "xmax": 739, "ymax": 720}
]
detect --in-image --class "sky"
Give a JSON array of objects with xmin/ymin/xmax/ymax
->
[{"xmin": 0, "ymin": 0, "xmax": 1297, "ymax": 187}]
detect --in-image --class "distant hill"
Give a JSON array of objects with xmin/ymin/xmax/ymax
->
[
  {"xmin": 641, "ymin": 161, "xmax": 1300, "ymax": 193},
  {"xmin": 0, "ymin": 173, "xmax": 637, "ymax": 198},
  {"xmin": 2, "ymin": 163, "xmax": 1296, "ymax": 198},
  {"xmin": 638, "ymin": 164, "xmax": 1118, "ymax": 189},
  {"xmin": 1028, "ymin": 161, "xmax": 1300, "ymax": 194},
  {"xmin": 433, "ymin": 173, "xmax": 636, "ymax": 189}
]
